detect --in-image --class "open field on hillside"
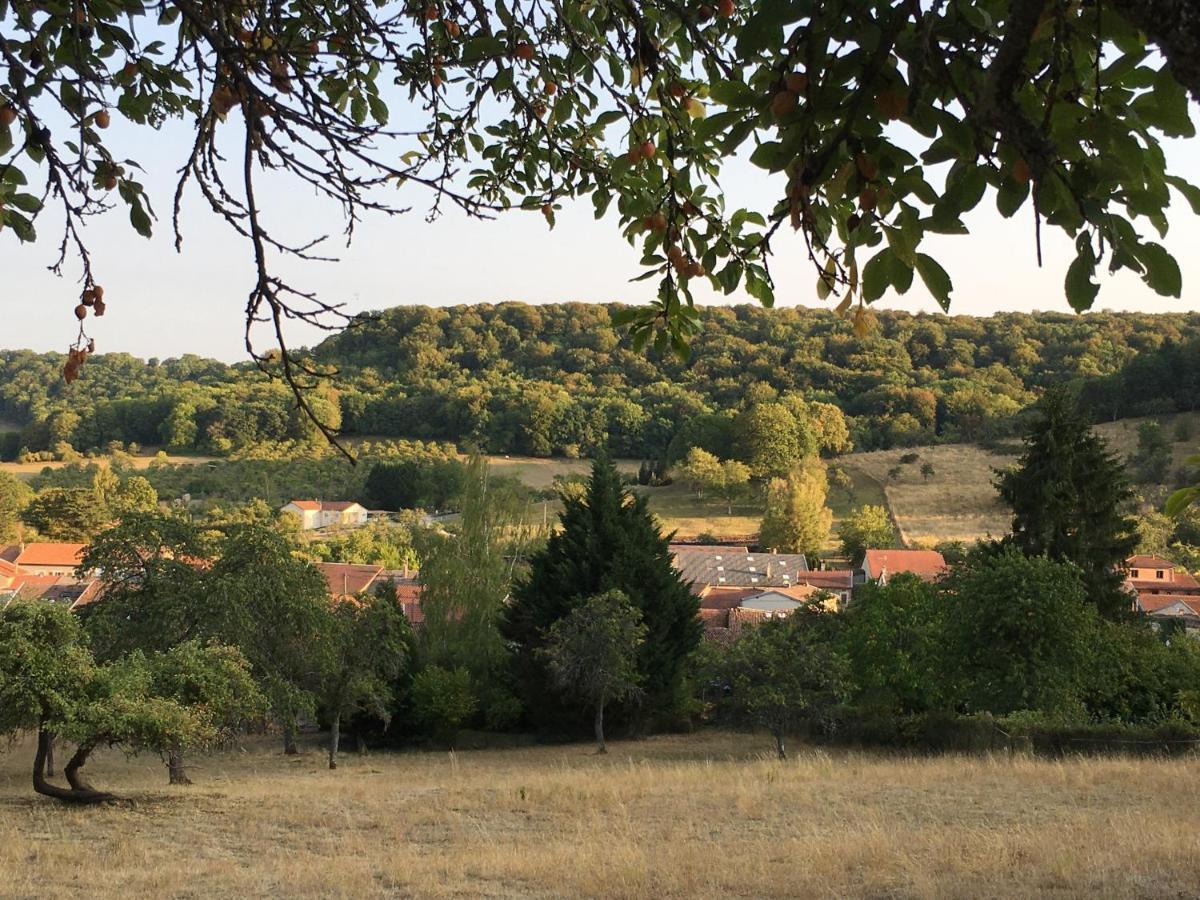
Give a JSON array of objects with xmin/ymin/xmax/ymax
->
[
  {"xmin": 842, "ymin": 444, "xmax": 1012, "ymax": 547},
  {"xmin": 2, "ymin": 731, "xmax": 1199, "ymax": 898},
  {"xmin": 484, "ymin": 455, "xmax": 639, "ymax": 490},
  {"xmin": 0, "ymin": 451, "xmax": 220, "ymax": 482},
  {"xmin": 842, "ymin": 412, "xmax": 1200, "ymax": 548}
]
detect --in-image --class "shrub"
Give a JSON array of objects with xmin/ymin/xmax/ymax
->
[{"xmin": 410, "ymin": 666, "xmax": 477, "ymax": 746}]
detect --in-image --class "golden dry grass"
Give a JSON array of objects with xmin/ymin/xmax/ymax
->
[
  {"xmin": 843, "ymin": 444, "xmax": 1011, "ymax": 547},
  {"xmin": 483, "ymin": 456, "xmax": 640, "ymax": 490},
  {"xmin": 0, "ymin": 451, "xmax": 220, "ymax": 482},
  {"xmin": 2, "ymin": 731, "xmax": 1199, "ymax": 898}
]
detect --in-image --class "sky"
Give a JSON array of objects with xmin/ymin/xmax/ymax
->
[{"xmin": 3, "ymin": 104, "xmax": 1199, "ymax": 363}]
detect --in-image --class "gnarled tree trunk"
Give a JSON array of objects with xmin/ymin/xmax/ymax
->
[
  {"xmin": 32, "ymin": 729, "xmax": 113, "ymax": 804},
  {"xmin": 44, "ymin": 733, "xmax": 56, "ymax": 778},
  {"xmin": 168, "ymin": 743, "xmax": 191, "ymax": 785},
  {"xmin": 328, "ymin": 712, "xmax": 340, "ymax": 770},
  {"xmin": 773, "ymin": 727, "xmax": 787, "ymax": 761}
]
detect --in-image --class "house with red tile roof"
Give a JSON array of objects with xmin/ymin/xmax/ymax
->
[
  {"xmin": 0, "ymin": 542, "xmax": 88, "ymax": 576},
  {"xmin": 281, "ymin": 500, "xmax": 368, "ymax": 531},
  {"xmin": 1125, "ymin": 555, "xmax": 1200, "ymax": 628},
  {"xmin": 858, "ymin": 549, "xmax": 947, "ymax": 585},
  {"xmin": 315, "ymin": 562, "xmax": 423, "ymax": 624}
]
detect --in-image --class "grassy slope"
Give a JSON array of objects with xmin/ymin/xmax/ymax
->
[{"xmin": 2, "ymin": 731, "xmax": 1198, "ymax": 898}]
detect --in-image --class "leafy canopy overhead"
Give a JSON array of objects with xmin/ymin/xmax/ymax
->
[{"xmin": 2, "ymin": 0, "xmax": 1197, "ymax": 383}]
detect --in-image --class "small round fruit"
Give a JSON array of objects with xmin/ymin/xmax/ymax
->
[
  {"xmin": 718, "ymin": 0, "xmax": 735, "ymax": 17},
  {"xmin": 858, "ymin": 187, "xmax": 878, "ymax": 212},
  {"xmin": 122, "ymin": 61, "xmax": 139, "ymax": 78},
  {"xmin": 785, "ymin": 72, "xmax": 808, "ymax": 94},
  {"xmin": 74, "ymin": 304, "xmax": 88, "ymax": 320},
  {"xmin": 626, "ymin": 148, "xmax": 641, "ymax": 165},
  {"xmin": 544, "ymin": 80, "xmax": 557, "ymax": 96},
  {"xmin": 93, "ymin": 300, "xmax": 106, "ymax": 316},
  {"xmin": 424, "ymin": 5, "xmax": 439, "ymax": 20},
  {"xmin": 81, "ymin": 288, "xmax": 96, "ymax": 306},
  {"xmin": 688, "ymin": 260, "xmax": 706, "ymax": 277},
  {"xmin": 0, "ymin": 105, "xmax": 16, "ymax": 127},
  {"xmin": 514, "ymin": 42, "xmax": 534, "ymax": 61},
  {"xmin": 431, "ymin": 73, "xmax": 442, "ymax": 89},
  {"xmin": 95, "ymin": 109, "xmax": 110, "ymax": 129},
  {"xmin": 104, "ymin": 175, "xmax": 118, "ymax": 190},
  {"xmin": 668, "ymin": 82, "xmax": 687, "ymax": 100},
  {"xmin": 446, "ymin": 20, "xmax": 461, "ymax": 37},
  {"xmin": 640, "ymin": 139, "xmax": 656, "ymax": 159},
  {"xmin": 697, "ymin": 4, "xmax": 714, "ymax": 20},
  {"xmin": 92, "ymin": 284, "xmax": 104, "ymax": 300},
  {"xmin": 541, "ymin": 203, "xmax": 553, "ymax": 216},
  {"xmin": 667, "ymin": 245, "xmax": 685, "ymax": 264},
  {"xmin": 1012, "ymin": 158, "xmax": 1032, "ymax": 183},
  {"xmin": 649, "ymin": 212, "xmax": 667, "ymax": 232},
  {"xmin": 771, "ymin": 90, "xmax": 797, "ymax": 118},
  {"xmin": 855, "ymin": 153, "xmax": 878, "ymax": 180}
]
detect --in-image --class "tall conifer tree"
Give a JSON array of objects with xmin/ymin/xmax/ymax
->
[
  {"xmin": 503, "ymin": 456, "xmax": 700, "ymax": 731},
  {"xmin": 995, "ymin": 390, "xmax": 1138, "ymax": 619}
]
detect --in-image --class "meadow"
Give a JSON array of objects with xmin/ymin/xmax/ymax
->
[{"xmin": 2, "ymin": 731, "xmax": 1198, "ymax": 898}]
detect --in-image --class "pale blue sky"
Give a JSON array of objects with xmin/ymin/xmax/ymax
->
[{"xmin": 4, "ymin": 108, "xmax": 1199, "ymax": 362}]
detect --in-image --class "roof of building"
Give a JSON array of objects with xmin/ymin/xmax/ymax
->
[
  {"xmin": 11, "ymin": 543, "xmax": 87, "ymax": 568},
  {"xmin": 1143, "ymin": 598, "xmax": 1200, "ymax": 620},
  {"xmin": 1138, "ymin": 593, "xmax": 1200, "ymax": 614},
  {"xmin": 0, "ymin": 557, "xmax": 18, "ymax": 578},
  {"xmin": 1130, "ymin": 573, "xmax": 1200, "ymax": 594},
  {"xmin": 668, "ymin": 543, "xmax": 750, "ymax": 554},
  {"xmin": 285, "ymin": 500, "xmax": 365, "ymax": 512},
  {"xmin": 799, "ymin": 569, "xmax": 855, "ymax": 592},
  {"xmin": 862, "ymin": 549, "xmax": 947, "ymax": 581},
  {"xmin": 1127, "ymin": 555, "xmax": 1181, "ymax": 570},
  {"xmin": 317, "ymin": 562, "xmax": 386, "ymax": 597},
  {"xmin": 673, "ymin": 548, "xmax": 809, "ymax": 590}
]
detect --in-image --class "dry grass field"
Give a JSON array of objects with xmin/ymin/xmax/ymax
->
[
  {"xmin": 0, "ymin": 451, "xmax": 220, "ymax": 482},
  {"xmin": 2, "ymin": 731, "xmax": 1199, "ymax": 898},
  {"xmin": 842, "ymin": 412, "xmax": 1200, "ymax": 548}
]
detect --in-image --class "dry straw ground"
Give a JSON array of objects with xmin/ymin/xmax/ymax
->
[{"xmin": 2, "ymin": 731, "xmax": 1199, "ymax": 898}]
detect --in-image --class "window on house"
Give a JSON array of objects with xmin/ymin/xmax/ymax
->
[
  {"xmin": 1131, "ymin": 569, "xmax": 1139, "ymax": 578},
  {"xmin": 1156, "ymin": 570, "xmax": 1164, "ymax": 579}
]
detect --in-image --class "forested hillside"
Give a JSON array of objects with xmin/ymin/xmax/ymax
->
[{"xmin": 3, "ymin": 305, "xmax": 1199, "ymax": 461}]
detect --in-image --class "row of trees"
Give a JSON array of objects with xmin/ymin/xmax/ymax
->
[{"xmin": 5, "ymin": 310, "xmax": 1200, "ymax": 463}]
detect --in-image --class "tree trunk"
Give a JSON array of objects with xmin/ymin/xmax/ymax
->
[
  {"xmin": 328, "ymin": 712, "xmax": 340, "ymax": 770},
  {"xmin": 773, "ymin": 728, "xmax": 787, "ymax": 760},
  {"xmin": 44, "ymin": 733, "xmax": 56, "ymax": 778},
  {"xmin": 283, "ymin": 722, "xmax": 298, "ymax": 755},
  {"xmin": 168, "ymin": 743, "xmax": 191, "ymax": 785},
  {"xmin": 32, "ymin": 730, "xmax": 114, "ymax": 804},
  {"xmin": 64, "ymin": 742, "xmax": 98, "ymax": 792},
  {"xmin": 594, "ymin": 701, "xmax": 607, "ymax": 754}
]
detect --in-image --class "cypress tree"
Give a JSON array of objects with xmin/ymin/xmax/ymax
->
[
  {"xmin": 503, "ymin": 455, "xmax": 700, "ymax": 732},
  {"xmin": 995, "ymin": 389, "xmax": 1138, "ymax": 619}
]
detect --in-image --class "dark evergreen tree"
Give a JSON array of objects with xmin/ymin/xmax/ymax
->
[
  {"xmin": 995, "ymin": 389, "xmax": 1138, "ymax": 619},
  {"xmin": 503, "ymin": 455, "xmax": 700, "ymax": 732}
]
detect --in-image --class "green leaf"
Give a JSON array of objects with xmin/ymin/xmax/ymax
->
[
  {"xmin": 861, "ymin": 248, "xmax": 894, "ymax": 303},
  {"xmin": 1164, "ymin": 175, "xmax": 1200, "ymax": 215},
  {"xmin": 1135, "ymin": 241, "xmax": 1182, "ymax": 297},
  {"xmin": 914, "ymin": 254, "xmax": 952, "ymax": 310},
  {"xmin": 130, "ymin": 200, "xmax": 153, "ymax": 238},
  {"xmin": 1064, "ymin": 242, "xmax": 1100, "ymax": 312}
]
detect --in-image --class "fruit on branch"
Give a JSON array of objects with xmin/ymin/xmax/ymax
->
[
  {"xmin": 515, "ymin": 42, "xmax": 534, "ymax": 62},
  {"xmin": 640, "ymin": 139, "xmax": 656, "ymax": 159},
  {"xmin": 0, "ymin": 105, "xmax": 16, "ymax": 127},
  {"xmin": 424, "ymin": 4, "xmax": 439, "ymax": 20},
  {"xmin": 771, "ymin": 90, "xmax": 797, "ymax": 118},
  {"xmin": 94, "ymin": 109, "xmax": 110, "ymax": 129},
  {"xmin": 74, "ymin": 304, "xmax": 87, "ymax": 320},
  {"xmin": 1012, "ymin": 158, "xmax": 1032, "ymax": 183},
  {"xmin": 718, "ymin": 0, "xmax": 735, "ymax": 17},
  {"xmin": 855, "ymin": 153, "xmax": 878, "ymax": 180},
  {"xmin": 858, "ymin": 188, "xmax": 877, "ymax": 212},
  {"xmin": 445, "ymin": 20, "xmax": 461, "ymax": 38},
  {"xmin": 785, "ymin": 71, "xmax": 808, "ymax": 94},
  {"xmin": 874, "ymin": 90, "xmax": 906, "ymax": 120},
  {"xmin": 544, "ymin": 80, "xmax": 558, "ymax": 96}
]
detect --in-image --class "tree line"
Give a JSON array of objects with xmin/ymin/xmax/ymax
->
[{"xmin": 4, "ymin": 306, "xmax": 1200, "ymax": 463}]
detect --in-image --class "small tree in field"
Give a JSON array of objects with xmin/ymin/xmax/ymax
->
[
  {"xmin": 677, "ymin": 448, "xmax": 723, "ymax": 499},
  {"xmin": 410, "ymin": 666, "xmax": 477, "ymax": 748},
  {"xmin": 759, "ymin": 465, "xmax": 832, "ymax": 559},
  {"xmin": 0, "ymin": 602, "xmax": 258, "ymax": 803},
  {"xmin": 920, "ymin": 463, "xmax": 936, "ymax": 482},
  {"xmin": 322, "ymin": 592, "xmax": 412, "ymax": 770},
  {"xmin": 713, "ymin": 459, "xmax": 753, "ymax": 515},
  {"xmin": 722, "ymin": 607, "xmax": 847, "ymax": 760},
  {"xmin": 540, "ymin": 590, "xmax": 647, "ymax": 754}
]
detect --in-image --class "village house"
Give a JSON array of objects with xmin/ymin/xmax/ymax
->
[
  {"xmin": 315, "ymin": 561, "xmax": 423, "ymax": 624},
  {"xmin": 1126, "ymin": 554, "xmax": 1200, "ymax": 628},
  {"xmin": 857, "ymin": 548, "xmax": 948, "ymax": 586},
  {"xmin": 280, "ymin": 500, "xmax": 369, "ymax": 531},
  {"xmin": 0, "ymin": 543, "xmax": 101, "ymax": 609},
  {"xmin": 671, "ymin": 546, "xmax": 854, "ymax": 640}
]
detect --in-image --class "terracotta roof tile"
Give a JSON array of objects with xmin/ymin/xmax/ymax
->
[
  {"xmin": 862, "ymin": 549, "xmax": 947, "ymax": 581},
  {"xmin": 14, "ymin": 543, "xmax": 86, "ymax": 568}
]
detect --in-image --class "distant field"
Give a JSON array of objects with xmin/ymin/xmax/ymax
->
[
  {"xmin": 2, "ymin": 730, "xmax": 1198, "ymax": 898},
  {"xmin": 485, "ymin": 455, "xmax": 638, "ymax": 489},
  {"xmin": 0, "ymin": 451, "xmax": 220, "ymax": 482}
]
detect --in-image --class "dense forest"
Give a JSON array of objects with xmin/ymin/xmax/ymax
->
[{"xmin": 3, "ymin": 304, "xmax": 1199, "ymax": 462}]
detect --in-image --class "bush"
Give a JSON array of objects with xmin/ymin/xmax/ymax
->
[{"xmin": 410, "ymin": 666, "xmax": 477, "ymax": 746}]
